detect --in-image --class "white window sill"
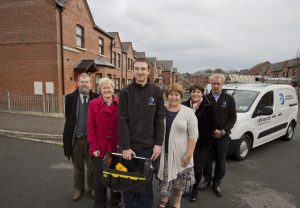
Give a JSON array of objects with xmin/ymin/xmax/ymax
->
[{"xmin": 76, "ymin": 46, "xmax": 87, "ymax": 51}]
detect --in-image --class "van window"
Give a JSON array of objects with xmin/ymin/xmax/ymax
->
[
  {"xmin": 254, "ymin": 91, "xmax": 274, "ymax": 113},
  {"xmin": 223, "ymin": 89, "xmax": 259, "ymax": 112}
]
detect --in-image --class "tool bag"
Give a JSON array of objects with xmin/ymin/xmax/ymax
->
[{"xmin": 101, "ymin": 152, "xmax": 154, "ymax": 193}]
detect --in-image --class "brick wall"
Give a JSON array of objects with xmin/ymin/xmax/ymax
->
[{"xmin": 0, "ymin": 0, "xmax": 60, "ymax": 95}]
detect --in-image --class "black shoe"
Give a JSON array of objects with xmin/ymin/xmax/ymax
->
[
  {"xmin": 199, "ymin": 180, "xmax": 211, "ymax": 191},
  {"xmin": 189, "ymin": 187, "xmax": 198, "ymax": 202},
  {"xmin": 213, "ymin": 185, "xmax": 222, "ymax": 197}
]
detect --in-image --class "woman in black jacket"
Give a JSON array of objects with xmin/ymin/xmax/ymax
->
[{"xmin": 182, "ymin": 83, "xmax": 217, "ymax": 202}]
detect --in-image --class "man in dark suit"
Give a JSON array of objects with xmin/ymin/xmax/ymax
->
[
  {"xmin": 199, "ymin": 74, "xmax": 237, "ymax": 197},
  {"xmin": 63, "ymin": 73, "xmax": 98, "ymax": 201}
]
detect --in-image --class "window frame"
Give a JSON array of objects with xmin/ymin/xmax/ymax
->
[
  {"xmin": 98, "ymin": 37, "xmax": 104, "ymax": 55},
  {"xmin": 76, "ymin": 25, "xmax": 84, "ymax": 48}
]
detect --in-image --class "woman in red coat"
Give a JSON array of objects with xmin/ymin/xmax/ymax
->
[{"xmin": 88, "ymin": 77, "xmax": 120, "ymax": 208}]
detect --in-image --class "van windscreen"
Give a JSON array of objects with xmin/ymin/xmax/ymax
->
[{"xmin": 223, "ymin": 89, "xmax": 259, "ymax": 112}]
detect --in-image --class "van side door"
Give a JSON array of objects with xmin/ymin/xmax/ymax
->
[{"xmin": 252, "ymin": 90, "xmax": 277, "ymax": 145}]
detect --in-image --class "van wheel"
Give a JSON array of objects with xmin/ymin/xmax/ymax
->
[
  {"xmin": 234, "ymin": 135, "xmax": 251, "ymax": 161},
  {"xmin": 282, "ymin": 123, "xmax": 295, "ymax": 141}
]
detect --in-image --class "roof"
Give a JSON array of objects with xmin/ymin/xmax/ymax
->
[
  {"xmin": 147, "ymin": 57, "xmax": 157, "ymax": 65},
  {"xmin": 94, "ymin": 57, "xmax": 114, "ymax": 68},
  {"xmin": 74, "ymin": 60, "xmax": 98, "ymax": 74},
  {"xmin": 108, "ymin": 32, "xmax": 118, "ymax": 38},
  {"xmin": 134, "ymin": 51, "xmax": 146, "ymax": 58},
  {"xmin": 287, "ymin": 58, "xmax": 300, "ymax": 68},
  {"xmin": 156, "ymin": 60, "xmax": 173, "ymax": 71},
  {"xmin": 54, "ymin": 0, "xmax": 66, "ymax": 7},
  {"xmin": 271, "ymin": 61, "xmax": 287, "ymax": 72},
  {"xmin": 121, "ymin": 42, "xmax": 132, "ymax": 53},
  {"xmin": 248, "ymin": 61, "xmax": 271, "ymax": 75},
  {"xmin": 94, "ymin": 25, "xmax": 113, "ymax": 39}
]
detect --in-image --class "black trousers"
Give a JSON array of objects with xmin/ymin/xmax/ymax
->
[
  {"xmin": 94, "ymin": 157, "xmax": 121, "ymax": 208},
  {"xmin": 203, "ymin": 135, "xmax": 229, "ymax": 186},
  {"xmin": 192, "ymin": 148, "xmax": 209, "ymax": 189}
]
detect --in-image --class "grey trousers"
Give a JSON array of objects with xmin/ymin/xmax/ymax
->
[{"xmin": 71, "ymin": 137, "xmax": 94, "ymax": 191}]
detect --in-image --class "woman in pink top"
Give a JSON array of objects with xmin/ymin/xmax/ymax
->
[{"xmin": 88, "ymin": 77, "xmax": 120, "ymax": 208}]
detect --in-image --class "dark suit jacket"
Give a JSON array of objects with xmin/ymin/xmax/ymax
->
[
  {"xmin": 182, "ymin": 95, "xmax": 217, "ymax": 149},
  {"xmin": 63, "ymin": 89, "xmax": 98, "ymax": 159}
]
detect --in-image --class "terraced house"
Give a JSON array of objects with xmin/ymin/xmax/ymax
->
[{"xmin": 0, "ymin": 0, "xmax": 178, "ymax": 113}]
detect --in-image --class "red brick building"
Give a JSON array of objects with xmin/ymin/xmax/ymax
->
[
  {"xmin": 147, "ymin": 57, "xmax": 163, "ymax": 85},
  {"xmin": 157, "ymin": 60, "xmax": 176, "ymax": 85},
  {"xmin": 121, "ymin": 42, "xmax": 135, "ymax": 85},
  {"xmin": 247, "ymin": 58, "xmax": 299, "ymax": 79},
  {"xmin": 189, "ymin": 72, "xmax": 210, "ymax": 86},
  {"xmin": 247, "ymin": 61, "xmax": 271, "ymax": 76},
  {"xmin": 0, "ymin": 0, "xmax": 180, "ymax": 113},
  {"xmin": 0, "ymin": 0, "xmax": 115, "ymax": 100}
]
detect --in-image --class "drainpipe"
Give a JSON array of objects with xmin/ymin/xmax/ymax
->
[
  {"xmin": 59, "ymin": 7, "xmax": 65, "ymax": 95},
  {"xmin": 125, "ymin": 54, "xmax": 128, "ymax": 85}
]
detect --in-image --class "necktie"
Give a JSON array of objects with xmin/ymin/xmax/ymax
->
[{"xmin": 83, "ymin": 96, "xmax": 87, "ymax": 109}]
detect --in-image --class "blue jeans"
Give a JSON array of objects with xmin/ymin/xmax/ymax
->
[{"xmin": 122, "ymin": 147, "xmax": 153, "ymax": 208}]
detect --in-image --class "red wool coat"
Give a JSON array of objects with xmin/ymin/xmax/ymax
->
[{"xmin": 87, "ymin": 95, "xmax": 119, "ymax": 158}]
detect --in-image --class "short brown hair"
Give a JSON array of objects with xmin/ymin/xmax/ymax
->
[
  {"xmin": 189, "ymin": 83, "xmax": 204, "ymax": 94},
  {"xmin": 166, "ymin": 83, "xmax": 184, "ymax": 98},
  {"xmin": 209, "ymin": 73, "xmax": 225, "ymax": 84},
  {"xmin": 133, "ymin": 57, "xmax": 150, "ymax": 70}
]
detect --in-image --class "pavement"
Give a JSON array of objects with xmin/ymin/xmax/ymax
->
[{"xmin": 0, "ymin": 111, "xmax": 65, "ymax": 144}]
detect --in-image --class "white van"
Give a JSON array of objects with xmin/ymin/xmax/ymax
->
[{"xmin": 221, "ymin": 83, "xmax": 298, "ymax": 160}]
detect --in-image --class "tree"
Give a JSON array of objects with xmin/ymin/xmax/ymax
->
[{"xmin": 214, "ymin": 68, "xmax": 225, "ymax": 74}]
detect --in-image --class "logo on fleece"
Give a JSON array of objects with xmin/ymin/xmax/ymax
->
[{"xmin": 148, "ymin": 97, "xmax": 155, "ymax": 105}]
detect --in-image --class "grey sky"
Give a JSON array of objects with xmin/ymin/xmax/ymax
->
[{"xmin": 87, "ymin": 0, "xmax": 300, "ymax": 73}]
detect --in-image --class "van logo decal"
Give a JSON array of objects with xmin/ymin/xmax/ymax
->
[{"xmin": 279, "ymin": 93, "xmax": 285, "ymax": 105}]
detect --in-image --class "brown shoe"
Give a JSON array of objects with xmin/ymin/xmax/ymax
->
[
  {"xmin": 73, "ymin": 190, "xmax": 82, "ymax": 201},
  {"xmin": 89, "ymin": 190, "xmax": 95, "ymax": 198}
]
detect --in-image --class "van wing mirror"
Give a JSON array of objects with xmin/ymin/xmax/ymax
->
[{"xmin": 257, "ymin": 106, "xmax": 273, "ymax": 116}]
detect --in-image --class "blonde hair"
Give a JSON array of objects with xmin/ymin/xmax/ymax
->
[
  {"xmin": 99, "ymin": 77, "xmax": 115, "ymax": 89},
  {"xmin": 209, "ymin": 73, "xmax": 225, "ymax": 84},
  {"xmin": 166, "ymin": 83, "xmax": 184, "ymax": 98}
]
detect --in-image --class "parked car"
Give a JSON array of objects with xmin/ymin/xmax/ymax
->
[{"xmin": 221, "ymin": 83, "xmax": 298, "ymax": 160}]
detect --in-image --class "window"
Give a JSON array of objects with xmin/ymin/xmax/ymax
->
[
  {"xmin": 95, "ymin": 73, "xmax": 102, "ymax": 93},
  {"xmin": 117, "ymin": 54, "xmax": 121, "ymax": 69},
  {"xmin": 76, "ymin": 25, "xmax": 84, "ymax": 48},
  {"xmin": 127, "ymin": 79, "xmax": 133, "ymax": 84},
  {"xmin": 112, "ymin": 52, "xmax": 116, "ymax": 68},
  {"xmin": 113, "ymin": 78, "xmax": 120, "ymax": 89},
  {"xmin": 254, "ymin": 91, "xmax": 274, "ymax": 115},
  {"xmin": 99, "ymin": 38, "xmax": 104, "ymax": 55},
  {"xmin": 127, "ymin": 58, "xmax": 130, "ymax": 70},
  {"xmin": 223, "ymin": 89, "xmax": 259, "ymax": 113}
]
